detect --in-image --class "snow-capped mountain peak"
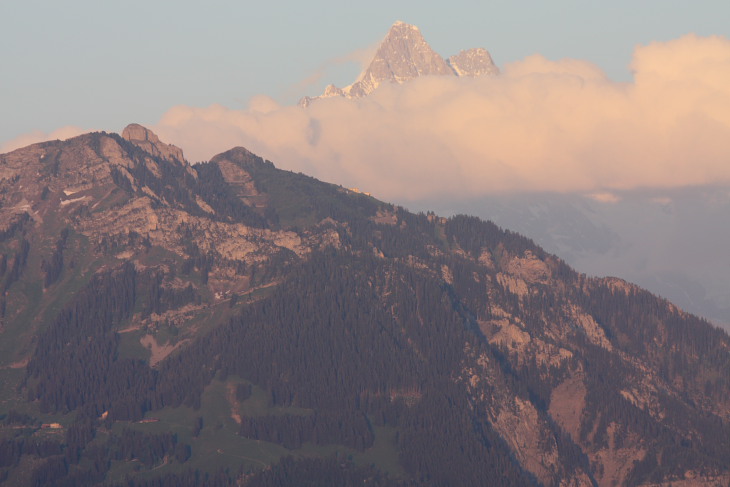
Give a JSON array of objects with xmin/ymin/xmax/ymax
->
[{"xmin": 300, "ymin": 21, "xmax": 498, "ymax": 106}]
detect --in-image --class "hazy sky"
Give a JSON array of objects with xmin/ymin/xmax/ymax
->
[{"xmin": 3, "ymin": 0, "xmax": 730, "ymax": 151}]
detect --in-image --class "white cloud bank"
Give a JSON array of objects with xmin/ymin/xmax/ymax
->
[
  {"xmin": 154, "ymin": 34, "xmax": 730, "ymax": 199},
  {"xmin": 13, "ymin": 35, "xmax": 729, "ymax": 204}
]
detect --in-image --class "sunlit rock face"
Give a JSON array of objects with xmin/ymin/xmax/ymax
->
[
  {"xmin": 122, "ymin": 123, "xmax": 185, "ymax": 162},
  {"xmin": 447, "ymin": 47, "xmax": 500, "ymax": 77},
  {"xmin": 299, "ymin": 21, "xmax": 498, "ymax": 106}
]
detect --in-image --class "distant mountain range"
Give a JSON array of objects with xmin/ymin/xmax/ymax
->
[{"xmin": 0, "ymin": 126, "xmax": 728, "ymax": 486}]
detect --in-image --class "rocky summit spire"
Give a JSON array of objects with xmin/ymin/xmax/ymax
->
[
  {"xmin": 300, "ymin": 21, "xmax": 499, "ymax": 106},
  {"xmin": 447, "ymin": 48, "xmax": 500, "ymax": 77},
  {"xmin": 122, "ymin": 123, "xmax": 184, "ymax": 162},
  {"xmin": 346, "ymin": 21, "xmax": 453, "ymax": 98}
]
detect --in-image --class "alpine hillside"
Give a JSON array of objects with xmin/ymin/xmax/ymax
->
[
  {"xmin": 0, "ymin": 127, "xmax": 728, "ymax": 486},
  {"xmin": 421, "ymin": 190, "xmax": 730, "ymax": 331}
]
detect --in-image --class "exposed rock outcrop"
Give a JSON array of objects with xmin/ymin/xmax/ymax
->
[
  {"xmin": 122, "ymin": 123, "xmax": 184, "ymax": 162},
  {"xmin": 447, "ymin": 47, "xmax": 500, "ymax": 77},
  {"xmin": 300, "ymin": 21, "xmax": 499, "ymax": 106}
]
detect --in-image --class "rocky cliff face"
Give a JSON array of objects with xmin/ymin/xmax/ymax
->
[
  {"xmin": 448, "ymin": 47, "xmax": 500, "ymax": 77},
  {"xmin": 0, "ymin": 128, "xmax": 728, "ymax": 487},
  {"xmin": 300, "ymin": 21, "xmax": 499, "ymax": 106},
  {"xmin": 122, "ymin": 123, "xmax": 184, "ymax": 162},
  {"xmin": 345, "ymin": 21, "xmax": 453, "ymax": 98}
]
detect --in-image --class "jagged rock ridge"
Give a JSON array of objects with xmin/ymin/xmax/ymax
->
[
  {"xmin": 300, "ymin": 21, "xmax": 499, "ymax": 106},
  {"xmin": 447, "ymin": 47, "xmax": 500, "ymax": 77}
]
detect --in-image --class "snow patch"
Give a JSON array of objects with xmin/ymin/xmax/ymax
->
[{"xmin": 60, "ymin": 196, "xmax": 88, "ymax": 206}]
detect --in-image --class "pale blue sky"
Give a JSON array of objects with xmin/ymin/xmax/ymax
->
[{"xmin": 2, "ymin": 0, "xmax": 729, "ymax": 147}]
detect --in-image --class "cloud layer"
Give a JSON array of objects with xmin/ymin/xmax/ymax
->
[
  {"xmin": 33, "ymin": 34, "xmax": 730, "ymax": 203},
  {"xmin": 151, "ymin": 34, "xmax": 730, "ymax": 200}
]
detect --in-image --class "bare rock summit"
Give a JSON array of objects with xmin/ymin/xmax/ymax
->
[
  {"xmin": 122, "ymin": 123, "xmax": 184, "ymax": 162},
  {"xmin": 347, "ymin": 21, "xmax": 453, "ymax": 98},
  {"xmin": 448, "ymin": 48, "xmax": 500, "ymax": 77},
  {"xmin": 300, "ymin": 21, "xmax": 499, "ymax": 106}
]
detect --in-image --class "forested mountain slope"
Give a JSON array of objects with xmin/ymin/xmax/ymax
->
[{"xmin": 0, "ymin": 125, "xmax": 728, "ymax": 486}]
